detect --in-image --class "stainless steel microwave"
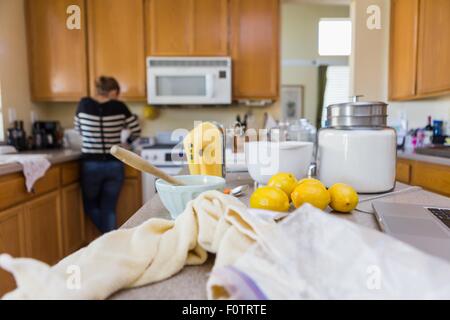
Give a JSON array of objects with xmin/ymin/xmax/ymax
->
[{"xmin": 146, "ymin": 57, "xmax": 232, "ymax": 105}]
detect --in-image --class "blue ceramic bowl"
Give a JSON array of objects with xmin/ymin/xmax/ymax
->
[{"xmin": 155, "ymin": 175, "xmax": 226, "ymax": 219}]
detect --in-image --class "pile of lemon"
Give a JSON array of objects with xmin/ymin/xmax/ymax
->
[{"xmin": 250, "ymin": 173, "xmax": 359, "ymax": 213}]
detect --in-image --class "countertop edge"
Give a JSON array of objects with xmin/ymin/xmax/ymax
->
[
  {"xmin": 397, "ymin": 151, "xmax": 450, "ymax": 166},
  {"xmin": 0, "ymin": 150, "xmax": 82, "ymax": 176}
]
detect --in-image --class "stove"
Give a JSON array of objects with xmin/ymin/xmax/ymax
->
[
  {"xmin": 141, "ymin": 143, "xmax": 186, "ymax": 167},
  {"xmin": 140, "ymin": 143, "xmax": 186, "ymax": 203}
]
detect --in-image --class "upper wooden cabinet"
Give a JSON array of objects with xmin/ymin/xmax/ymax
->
[
  {"xmin": 230, "ymin": 0, "xmax": 280, "ymax": 100},
  {"xmin": 416, "ymin": 0, "xmax": 450, "ymax": 96},
  {"xmin": 87, "ymin": 0, "xmax": 146, "ymax": 101},
  {"xmin": 25, "ymin": 0, "xmax": 88, "ymax": 101},
  {"xmin": 146, "ymin": 0, "xmax": 229, "ymax": 56},
  {"xmin": 388, "ymin": 0, "xmax": 419, "ymax": 100},
  {"xmin": 25, "ymin": 0, "xmax": 281, "ymax": 102},
  {"xmin": 389, "ymin": 0, "xmax": 450, "ymax": 100}
]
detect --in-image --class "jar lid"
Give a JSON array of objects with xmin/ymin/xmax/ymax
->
[{"xmin": 326, "ymin": 96, "xmax": 388, "ymax": 128}]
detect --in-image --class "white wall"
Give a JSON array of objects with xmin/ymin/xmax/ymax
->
[
  {"xmin": 282, "ymin": 3, "xmax": 349, "ymax": 124},
  {"xmin": 43, "ymin": 102, "xmax": 279, "ymax": 137},
  {"xmin": 350, "ymin": 0, "xmax": 450, "ymax": 129}
]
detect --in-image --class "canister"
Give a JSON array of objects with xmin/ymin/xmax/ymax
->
[{"xmin": 317, "ymin": 97, "xmax": 397, "ymax": 193}]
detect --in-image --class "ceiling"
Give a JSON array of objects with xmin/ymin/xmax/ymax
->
[{"xmin": 283, "ymin": 0, "xmax": 351, "ymax": 6}]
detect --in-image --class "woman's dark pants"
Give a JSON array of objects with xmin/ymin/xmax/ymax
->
[{"xmin": 81, "ymin": 160, "xmax": 124, "ymax": 233}]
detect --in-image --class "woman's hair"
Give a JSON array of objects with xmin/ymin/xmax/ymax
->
[{"xmin": 95, "ymin": 76, "xmax": 121, "ymax": 96}]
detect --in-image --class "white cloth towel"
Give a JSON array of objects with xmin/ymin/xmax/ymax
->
[
  {"xmin": 3, "ymin": 189, "xmax": 450, "ymax": 300},
  {"xmin": 0, "ymin": 191, "xmax": 261, "ymax": 300},
  {"xmin": 0, "ymin": 155, "xmax": 51, "ymax": 192},
  {"xmin": 208, "ymin": 204, "xmax": 450, "ymax": 300}
]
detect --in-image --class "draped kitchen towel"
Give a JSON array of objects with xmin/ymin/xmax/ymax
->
[
  {"xmin": 0, "ymin": 155, "xmax": 51, "ymax": 192},
  {"xmin": 207, "ymin": 204, "xmax": 450, "ymax": 300},
  {"xmin": 0, "ymin": 191, "xmax": 262, "ymax": 300},
  {"xmin": 3, "ymin": 190, "xmax": 450, "ymax": 300}
]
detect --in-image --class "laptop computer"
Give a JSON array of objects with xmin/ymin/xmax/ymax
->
[{"xmin": 372, "ymin": 202, "xmax": 450, "ymax": 261}]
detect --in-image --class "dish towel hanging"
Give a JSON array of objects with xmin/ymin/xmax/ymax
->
[{"xmin": 0, "ymin": 155, "xmax": 51, "ymax": 192}]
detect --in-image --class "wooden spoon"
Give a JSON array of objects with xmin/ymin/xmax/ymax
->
[{"xmin": 110, "ymin": 145, "xmax": 185, "ymax": 186}]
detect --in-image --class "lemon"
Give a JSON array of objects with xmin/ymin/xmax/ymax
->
[
  {"xmin": 296, "ymin": 178, "xmax": 326, "ymax": 189},
  {"xmin": 267, "ymin": 172, "xmax": 297, "ymax": 200},
  {"xmin": 329, "ymin": 183, "xmax": 359, "ymax": 213},
  {"xmin": 143, "ymin": 105, "xmax": 160, "ymax": 120},
  {"xmin": 250, "ymin": 186, "xmax": 290, "ymax": 212},
  {"xmin": 291, "ymin": 183, "xmax": 330, "ymax": 210}
]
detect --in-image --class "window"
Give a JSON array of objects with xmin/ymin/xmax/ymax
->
[
  {"xmin": 321, "ymin": 66, "xmax": 350, "ymax": 127},
  {"xmin": 318, "ymin": 18, "xmax": 352, "ymax": 56}
]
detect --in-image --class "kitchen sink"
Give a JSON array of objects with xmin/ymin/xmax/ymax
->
[{"xmin": 415, "ymin": 145, "xmax": 450, "ymax": 159}]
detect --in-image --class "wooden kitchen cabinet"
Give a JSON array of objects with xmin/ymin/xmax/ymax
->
[
  {"xmin": 389, "ymin": 0, "xmax": 450, "ymax": 100},
  {"xmin": 396, "ymin": 159, "xmax": 412, "ymax": 184},
  {"xmin": 416, "ymin": 0, "xmax": 450, "ymax": 96},
  {"xmin": 396, "ymin": 158, "xmax": 450, "ymax": 197},
  {"xmin": 388, "ymin": 0, "xmax": 419, "ymax": 100},
  {"xmin": 230, "ymin": 0, "xmax": 280, "ymax": 100},
  {"xmin": 25, "ymin": 0, "xmax": 88, "ymax": 101},
  {"xmin": 116, "ymin": 166, "xmax": 142, "ymax": 227},
  {"xmin": 87, "ymin": 0, "xmax": 146, "ymax": 101},
  {"xmin": 146, "ymin": 0, "xmax": 229, "ymax": 56},
  {"xmin": 0, "ymin": 166, "xmax": 60, "ymax": 212},
  {"xmin": 61, "ymin": 183, "xmax": 85, "ymax": 256},
  {"xmin": 23, "ymin": 191, "xmax": 63, "ymax": 265},
  {"xmin": 0, "ymin": 206, "xmax": 26, "ymax": 296},
  {"xmin": 411, "ymin": 161, "xmax": 450, "ymax": 197},
  {"xmin": 61, "ymin": 161, "xmax": 80, "ymax": 186},
  {"xmin": 116, "ymin": 178, "xmax": 142, "ymax": 227}
]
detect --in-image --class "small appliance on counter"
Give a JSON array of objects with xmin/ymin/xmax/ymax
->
[
  {"xmin": 183, "ymin": 122, "xmax": 226, "ymax": 177},
  {"xmin": 63, "ymin": 129, "xmax": 82, "ymax": 150},
  {"xmin": 6, "ymin": 120, "xmax": 28, "ymax": 151},
  {"xmin": 32, "ymin": 121, "xmax": 64, "ymax": 149},
  {"xmin": 317, "ymin": 96, "xmax": 397, "ymax": 193}
]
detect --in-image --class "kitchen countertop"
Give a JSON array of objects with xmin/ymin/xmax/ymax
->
[
  {"xmin": 0, "ymin": 149, "xmax": 82, "ymax": 176},
  {"xmin": 397, "ymin": 150, "xmax": 450, "ymax": 166},
  {"xmin": 110, "ymin": 172, "xmax": 450, "ymax": 300}
]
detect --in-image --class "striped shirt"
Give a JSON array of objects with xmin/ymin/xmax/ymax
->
[{"xmin": 74, "ymin": 97, "xmax": 141, "ymax": 159}]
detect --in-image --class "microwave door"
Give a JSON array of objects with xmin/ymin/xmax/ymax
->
[{"xmin": 149, "ymin": 71, "xmax": 214, "ymax": 105}]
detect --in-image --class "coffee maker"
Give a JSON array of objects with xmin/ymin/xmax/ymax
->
[
  {"xmin": 32, "ymin": 121, "xmax": 63, "ymax": 149},
  {"xmin": 6, "ymin": 120, "xmax": 28, "ymax": 151}
]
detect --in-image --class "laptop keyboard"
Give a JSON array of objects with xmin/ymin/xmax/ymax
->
[{"xmin": 427, "ymin": 208, "xmax": 450, "ymax": 229}]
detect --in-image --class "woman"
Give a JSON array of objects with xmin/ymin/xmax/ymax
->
[{"xmin": 74, "ymin": 76, "xmax": 141, "ymax": 233}]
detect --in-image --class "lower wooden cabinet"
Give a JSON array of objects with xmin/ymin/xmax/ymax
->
[
  {"xmin": 61, "ymin": 183, "xmax": 85, "ymax": 256},
  {"xmin": 396, "ymin": 158, "xmax": 450, "ymax": 197},
  {"xmin": 116, "ymin": 178, "xmax": 142, "ymax": 227},
  {"xmin": 411, "ymin": 161, "xmax": 450, "ymax": 197},
  {"xmin": 0, "ymin": 206, "xmax": 26, "ymax": 296},
  {"xmin": 396, "ymin": 159, "xmax": 412, "ymax": 184},
  {"xmin": 23, "ymin": 191, "xmax": 63, "ymax": 265}
]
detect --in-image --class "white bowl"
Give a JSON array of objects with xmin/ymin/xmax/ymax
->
[
  {"xmin": 155, "ymin": 175, "xmax": 226, "ymax": 219},
  {"xmin": 245, "ymin": 141, "xmax": 314, "ymax": 184}
]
